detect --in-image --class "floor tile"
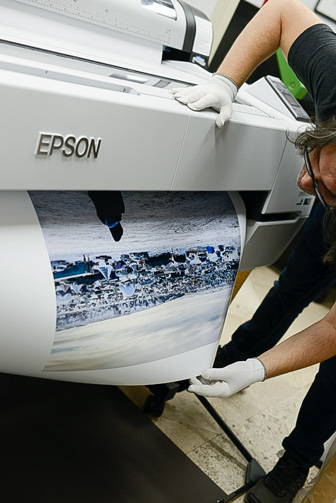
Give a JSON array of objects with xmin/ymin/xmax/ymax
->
[{"xmin": 123, "ymin": 266, "xmax": 332, "ymax": 499}]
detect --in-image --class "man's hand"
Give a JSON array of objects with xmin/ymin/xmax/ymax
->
[
  {"xmin": 188, "ymin": 358, "xmax": 266, "ymax": 398},
  {"xmin": 171, "ymin": 74, "xmax": 238, "ymax": 127}
]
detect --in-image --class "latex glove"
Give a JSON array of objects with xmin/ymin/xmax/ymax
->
[
  {"xmin": 188, "ymin": 358, "xmax": 266, "ymax": 398},
  {"xmin": 171, "ymin": 74, "xmax": 238, "ymax": 127}
]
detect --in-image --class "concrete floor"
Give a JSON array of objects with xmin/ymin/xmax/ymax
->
[{"xmin": 123, "ymin": 265, "xmax": 333, "ymax": 500}]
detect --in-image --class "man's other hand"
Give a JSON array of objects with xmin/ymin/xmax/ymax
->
[
  {"xmin": 171, "ymin": 74, "xmax": 238, "ymax": 128},
  {"xmin": 188, "ymin": 358, "xmax": 266, "ymax": 398}
]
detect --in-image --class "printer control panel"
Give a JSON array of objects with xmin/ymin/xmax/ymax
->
[
  {"xmin": 265, "ymin": 76, "xmax": 311, "ymax": 123},
  {"xmin": 246, "ymin": 76, "xmax": 311, "ymax": 123}
]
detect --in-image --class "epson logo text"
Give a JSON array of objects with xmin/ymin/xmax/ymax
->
[{"xmin": 36, "ymin": 133, "xmax": 102, "ymax": 159}]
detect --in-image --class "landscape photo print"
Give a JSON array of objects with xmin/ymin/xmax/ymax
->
[{"xmin": 29, "ymin": 191, "xmax": 241, "ymax": 372}]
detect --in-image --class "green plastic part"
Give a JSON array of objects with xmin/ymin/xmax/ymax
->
[{"xmin": 276, "ymin": 49, "xmax": 307, "ymax": 100}]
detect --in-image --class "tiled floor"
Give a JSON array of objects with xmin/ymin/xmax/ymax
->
[{"xmin": 122, "ymin": 265, "xmax": 333, "ymax": 501}]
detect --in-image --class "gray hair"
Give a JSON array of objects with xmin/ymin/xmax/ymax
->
[
  {"xmin": 294, "ymin": 119, "xmax": 336, "ymax": 152},
  {"xmin": 293, "ymin": 119, "xmax": 336, "ymax": 265}
]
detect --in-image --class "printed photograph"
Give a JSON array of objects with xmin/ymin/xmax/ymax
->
[{"xmin": 29, "ymin": 191, "xmax": 241, "ymax": 371}]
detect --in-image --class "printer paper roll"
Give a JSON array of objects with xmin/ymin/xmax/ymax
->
[{"xmin": 0, "ymin": 191, "xmax": 243, "ymax": 385}]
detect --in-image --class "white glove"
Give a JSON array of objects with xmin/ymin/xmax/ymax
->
[
  {"xmin": 171, "ymin": 74, "xmax": 238, "ymax": 127},
  {"xmin": 188, "ymin": 358, "xmax": 266, "ymax": 398}
]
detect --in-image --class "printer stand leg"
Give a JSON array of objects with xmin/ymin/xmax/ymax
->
[
  {"xmin": 197, "ymin": 395, "xmax": 265, "ymax": 502},
  {"xmin": 144, "ymin": 385, "xmax": 265, "ymax": 501}
]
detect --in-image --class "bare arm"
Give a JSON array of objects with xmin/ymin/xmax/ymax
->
[
  {"xmin": 217, "ymin": 0, "xmax": 323, "ymax": 87},
  {"xmin": 259, "ymin": 302, "xmax": 336, "ymax": 378}
]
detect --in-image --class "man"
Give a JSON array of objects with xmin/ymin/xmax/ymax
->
[{"xmin": 172, "ymin": 1, "xmax": 336, "ymax": 501}]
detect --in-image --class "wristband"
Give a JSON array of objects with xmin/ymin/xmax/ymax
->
[
  {"xmin": 256, "ymin": 357, "xmax": 267, "ymax": 381},
  {"xmin": 213, "ymin": 73, "xmax": 239, "ymax": 95}
]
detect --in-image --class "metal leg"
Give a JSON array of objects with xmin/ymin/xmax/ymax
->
[
  {"xmin": 145, "ymin": 385, "xmax": 266, "ymax": 502},
  {"xmin": 196, "ymin": 396, "xmax": 266, "ymax": 502},
  {"xmin": 197, "ymin": 395, "xmax": 254, "ymax": 461}
]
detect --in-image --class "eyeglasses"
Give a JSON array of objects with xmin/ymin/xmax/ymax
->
[{"xmin": 303, "ymin": 147, "xmax": 328, "ymax": 208}]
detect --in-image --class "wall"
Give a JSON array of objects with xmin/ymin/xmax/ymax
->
[
  {"xmin": 186, "ymin": 0, "xmax": 336, "ymax": 29},
  {"xmin": 302, "ymin": 0, "xmax": 336, "ymax": 30},
  {"xmin": 184, "ymin": 0, "xmax": 217, "ymax": 18}
]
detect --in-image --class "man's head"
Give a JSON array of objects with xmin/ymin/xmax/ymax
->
[
  {"xmin": 297, "ymin": 143, "xmax": 336, "ymax": 208},
  {"xmin": 295, "ymin": 122, "xmax": 336, "ymax": 263}
]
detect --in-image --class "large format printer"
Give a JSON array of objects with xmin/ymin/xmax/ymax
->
[{"xmin": 0, "ymin": 0, "xmax": 315, "ymax": 384}]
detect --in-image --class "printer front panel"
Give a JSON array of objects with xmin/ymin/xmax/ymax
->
[
  {"xmin": 0, "ymin": 69, "xmax": 191, "ymax": 190},
  {"xmin": 173, "ymin": 113, "xmax": 288, "ymax": 191}
]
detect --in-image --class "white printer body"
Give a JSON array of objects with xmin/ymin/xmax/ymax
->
[
  {"xmin": 0, "ymin": 0, "xmax": 315, "ymax": 271},
  {"xmin": 0, "ymin": 0, "xmax": 317, "ymax": 384}
]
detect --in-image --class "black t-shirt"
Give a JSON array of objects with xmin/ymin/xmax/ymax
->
[{"xmin": 288, "ymin": 23, "xmax": 336, "ymax": 122}]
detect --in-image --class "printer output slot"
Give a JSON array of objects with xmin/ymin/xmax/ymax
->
[
  {"xmin": 0, "ymin": 57, "xmax": 139, "ymax": 94},
  {"xmin": 0, "ymin": 39, "xmax": 194, "ymax": 89}
]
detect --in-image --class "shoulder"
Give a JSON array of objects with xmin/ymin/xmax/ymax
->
[
  {"xmin": 287, "ymin": 24, "xmax": 336, "ymax": 122},
  {"xmin": 288, "ymin": 24, "xmax": 336, "ymax": 65}
]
